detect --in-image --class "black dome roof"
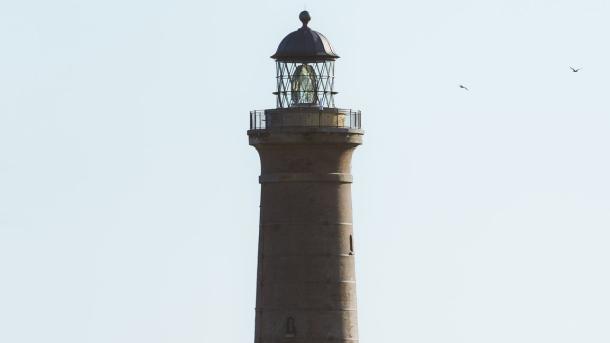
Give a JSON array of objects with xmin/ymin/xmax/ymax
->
[{"xmin": 271, "ymin": 11, "xmax": 339, "ymax": 62}]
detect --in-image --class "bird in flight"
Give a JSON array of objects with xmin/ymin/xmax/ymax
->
[
  {"xmin": 459, "ymin": 84, "xmax": 469, "ymax": 91},
  {"xmin": 570, "ymin": 66, "xmax": 582, "ymax": 72}
]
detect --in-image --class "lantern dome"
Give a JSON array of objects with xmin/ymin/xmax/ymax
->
[{"xmin": 271, "ymin": 11, "xmax": 339, "ymax": 62}]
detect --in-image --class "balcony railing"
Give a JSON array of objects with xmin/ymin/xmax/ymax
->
[{"xmin": 249, "ymin": 108, "xmax": 361, "ymax": 130}]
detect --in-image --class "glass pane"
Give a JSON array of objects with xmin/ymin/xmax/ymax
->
[{"xmin": 291, "ymin": 64, "xmax": 317, "ymax": 106}]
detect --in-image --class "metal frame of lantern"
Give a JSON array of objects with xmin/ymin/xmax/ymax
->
[{"xmin": 274, "ymin": 60, "xmax": 337, "ymax": 108}]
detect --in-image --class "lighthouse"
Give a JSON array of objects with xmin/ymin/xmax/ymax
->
[{"xmin": 248, "ymin": 11, "xmax": 364, "ymax": 343}]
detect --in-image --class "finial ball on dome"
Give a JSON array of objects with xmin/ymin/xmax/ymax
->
[{"xmin": 299, "ymin": 11, "xmax": 311, "ymax": 27}]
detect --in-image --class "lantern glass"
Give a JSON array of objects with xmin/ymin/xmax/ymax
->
[
  {"xmin": 291, "ymin": 64, "xmax": 317, "ymax": 105},
  {"xmin": 275, "ymin": 61, "xmax": 336, "ymax": 108}
]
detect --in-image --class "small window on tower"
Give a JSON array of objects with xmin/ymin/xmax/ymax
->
[
  {"xmin": 349, "ymin": 234, "xmax": 354, "ymax": 254},
  {"xmin": 285, "ymin": 317, "xmax": 296, "ymax": 337}
]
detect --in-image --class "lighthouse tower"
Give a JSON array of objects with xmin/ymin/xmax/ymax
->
[{"xmin": 248, "ymin": 11, "xmax": 364, "ymax": 343}]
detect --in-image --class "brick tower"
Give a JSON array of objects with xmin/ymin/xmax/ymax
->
[{"xmin": 248, "ymin": 11, "xmax": 364, "ymax": 343}]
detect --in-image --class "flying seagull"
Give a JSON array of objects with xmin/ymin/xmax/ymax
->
[
  {"xmin": 570, "ymin": 66, "xmax": 582, "ymax": 72},
  {"xmin": 459, "ymin": 84, "xmax": 469, "ymax": 91}
]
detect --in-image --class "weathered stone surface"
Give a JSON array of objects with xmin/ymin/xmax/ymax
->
[{"xmin": 249, "ymin": 124, "xmax": 363, "ymax": 343}]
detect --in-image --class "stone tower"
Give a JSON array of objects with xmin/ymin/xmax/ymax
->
[{"xmin": 248, "ymin": 11, "xmax": 364, "ymax": 343}]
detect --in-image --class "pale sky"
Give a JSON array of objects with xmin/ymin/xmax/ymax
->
[{"xmin": 1, "ymin": 0, "xmax": 609, "ymax": 342}]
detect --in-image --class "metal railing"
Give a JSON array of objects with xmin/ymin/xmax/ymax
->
[
  {"xmin": 250, "ymin": 110, "xmax": 267, "ymax": 130},
  {"xmin": 249, "ymin": 109, "xmax": 361, "ymax": 130}
]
